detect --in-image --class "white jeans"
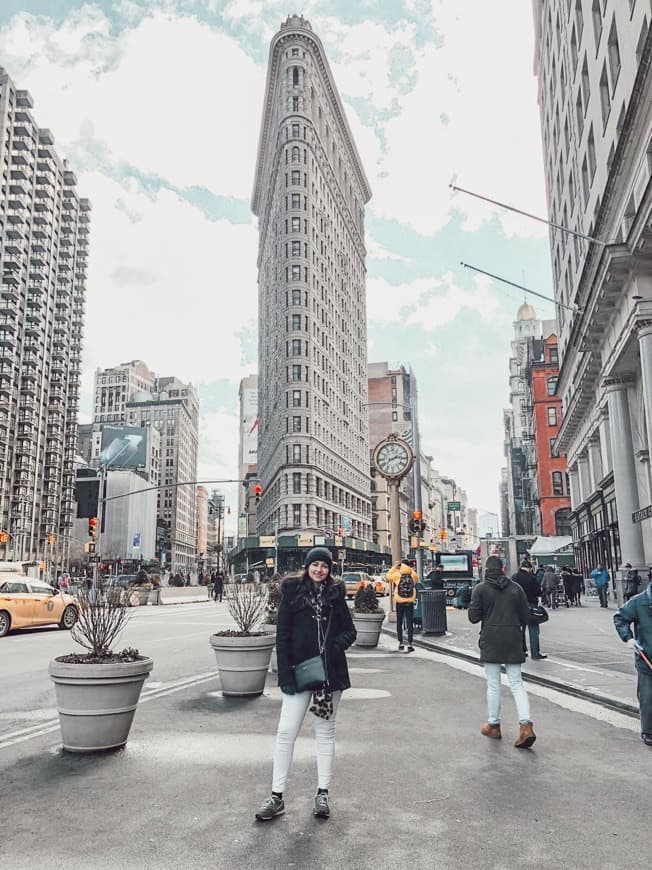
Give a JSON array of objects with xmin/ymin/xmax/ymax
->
[
  {"xmin": 272, "ymin": 690, "xmax": 342, "ymax": 793},
  {"xmin": 483, "ymin": 663, "xmax": 531, "ymax": 725}
]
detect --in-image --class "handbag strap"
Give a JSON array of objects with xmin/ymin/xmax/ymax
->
[{"xmin": 317, "ymin": 607, "xmax": 332, "ymax": 655}]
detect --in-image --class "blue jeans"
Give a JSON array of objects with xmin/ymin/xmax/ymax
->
[
  {"xmin": 527, "ymin": 623, "xmax": 541, "ymax": 657},
  {"xmin": 396, "ymin": 602, "xmax": 414, "ymax": 645},
  {"xmin": 484, "ymin": 663, "xmax": 531, "ymax": 725}
]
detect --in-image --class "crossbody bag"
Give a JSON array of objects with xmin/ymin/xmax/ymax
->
[{"xmin": 293, "ymin": 607, "xmax": 333, "ymax": 692}]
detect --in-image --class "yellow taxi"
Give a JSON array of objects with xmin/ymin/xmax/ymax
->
[{"xmin": 0, "ymin": 576, "xmax": 78, "ymax": 637}]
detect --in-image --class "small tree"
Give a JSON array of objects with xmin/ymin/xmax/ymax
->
[
  {"xmin": 353, "ymin": 582, "xmax": 382, "ymax": 614},
  {"xmin": 62, "ymin": 584, "xmax": 139, "ymax": 663}
]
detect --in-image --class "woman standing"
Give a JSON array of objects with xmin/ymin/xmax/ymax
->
[
  {"xmin": 468, "ymin": 555, "xmax": 537, "ymax": 749},
  {"xmin": 255, "ymin": 547, "xmax": 356, "ymax": 822}
]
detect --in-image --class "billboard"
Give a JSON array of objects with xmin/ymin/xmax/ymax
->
[
  {"xmin": 439, "ymin": 554, "xmax": 471, "ymax": 573},
  {"xmin": 99, "ymin": 426, "xmax": 148, "ymax": 469}
]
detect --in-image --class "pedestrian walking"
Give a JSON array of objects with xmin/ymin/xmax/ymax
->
[
  {"xmin": 512, "ymin": 560, "xmax": 547, "ymax": 660},
  {"xmin": 542, "ymin": 566, "xmax": 557, "ymax": 608},
  {"xmin": 468, "ymin": 555, "xmax": 537, "ymax": 749},
  {"xmin": 255, "ymin": 548, "xmax": 356, "ymax": 822},
  {"xmin": 427, "ymin": 565, "xmax": 444, "ymax": 589},
  {"xmin": 212, "ymin": 569, "xmax": 224, "ymax": 602},
  {"xmin": 590, "ymin": 564, "xmax": 610, "ymax": 607},
  {"xmin": 387, "ymin": 560, "xmax": 419, "ymax": 652},
  {"xmin": 613, "ymin": 578, "xmax": 652, "ymax": 746},
  {"xmin": 570, "ymin": 565, "xmax": 584, "ymax": 605},
  {"xmin": 624, "ymin": 563, "xmax": 642, "ymax": 601},
  {"xmin": 562, "ymin": 566, "xmax": 574, "ymax": 606}
]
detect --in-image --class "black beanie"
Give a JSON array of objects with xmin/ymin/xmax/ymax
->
[
  {"xmin": 485, "ymin": 555, "xmax": 504, "ymax": 574},
  {"xmin": 304, "ymin": 547, "xmax": 333, "ymax": 570}
]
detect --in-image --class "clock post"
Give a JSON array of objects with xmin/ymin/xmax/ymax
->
[{"xmin": 372, "ymin": 435, "xmax": 415, "ymax": 622}]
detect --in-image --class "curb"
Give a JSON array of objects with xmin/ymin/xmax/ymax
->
[{"xmin": 381, "ymin": 627, "xmax": 640, "ymax": 719}]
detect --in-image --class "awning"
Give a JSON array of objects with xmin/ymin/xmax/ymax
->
[{"xmin": 527, "ymin": 536, "xmax": 573, "ymax": 557}]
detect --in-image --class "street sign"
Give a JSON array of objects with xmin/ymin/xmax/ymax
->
[
  {"xmin": 633, "ymin": 504, "xmax": 652, "ymax": 523},
  {"xmin": 259, "ymin": 535, "xmax": 276, "ymax": 547},
  {"xmin": 337, "ymin": 549, "xmax": 346, "ymax": 561},
  {"xmin": 447, "ymin": 501, "xmax": 461, "ymax": 511}
]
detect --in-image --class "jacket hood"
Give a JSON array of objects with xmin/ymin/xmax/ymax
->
[{"xmin": 485, "ymin": 571, "xmax": 510, "ymax": 590}]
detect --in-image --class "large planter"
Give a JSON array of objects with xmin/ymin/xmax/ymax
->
[
  {"xmin": 48, "ymin": 656, "xmax": 153, "ymax": 753},
  {"xmin": 352, "ymin": 611, "xmax": 386, "ymax": 648},
  {"xmin": 210, "ymin": 633, "xmax": 275, "ymax": 696}
]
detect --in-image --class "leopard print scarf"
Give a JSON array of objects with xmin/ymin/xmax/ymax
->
[{"xmin": 310, "ymin": 686, "xmax": 334, "ymax": 719}]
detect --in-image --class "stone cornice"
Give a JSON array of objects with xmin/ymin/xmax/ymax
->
[
  {"xmin": 603, "ymin": 372, "xmax": 637, "ymax": 390},
  {"xmin": 252, "ymin": 23, "xmax": 372, "ymax": 216}
]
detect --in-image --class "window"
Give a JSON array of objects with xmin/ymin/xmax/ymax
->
[
  {"xmin": 581, "ymin": 156, "xmax": 590, "ymax": 205},
  {"xmin": 292, "ymin": 444, "xmax": 301, "ymax": 462},
  {"xmin": 291, "ymin": 48, "xmax": 299, "ymax": 57},
  {"xmin": 552, "ymin": 471, "xmax": 564, "ymax": 495},
  {"xmin": 291, "ymin": 289, "xmax": 301, "ymax": 305},
  {"xmin": 292, "ymin": 416, "xmax": 302, "ymax": 432},
  {"xmin": 291, "ymin": 240, "xmax": 301, "ymax": 256},
  {"xmin": 592, "ymin": 0, "xmax": 602, "ymax": 50},
  {"xmin": 291, "ymin": 339, "xmax": 302, "ymax": 356},
  {"xmin": 547, "ymin": 377, "xmax": 558, "ymax": 395},
  {"xmin": 291, "ymin": 314, "xmax": 301, "ymax": 330},
  {"xmin": 292, "ymin": 390, "xmax": 301, "ymax": 407},
  {"xmin": 547, "ymin": 407, "xmax": 558, "ymax": 426},
  {"xmin": 291, "ymin": 265, "xmax": 301, "ymax": 280},
  {"xmin": 292, "ymin": 472, "xmax": 301, "ymax": 494},
  {"xmin": 581, "ymin": 58, "xmax": 590, "ymax": 113},
  {"xmin": 570, "ymin": 27, "xmax": 578, "ymax": 75},
  {"xmin": 292, "ymin": 504, "xmax": 302, "ymax": 526},
  {"xmin": 292, "ymin": 96, "xmax": 299, "ymax": 111},
  {"xmin": 599, "ymin": 64, "xmax": 610, "ymax": 127},
  {"xmin": 291, "ymin": 193, "xmax": 301, "ymax": 209},
  {"xmin": 291, "ymin": 365, "xmax": 302, "ymax": 381},
  {"xmin": 292, "ymin": 67, "xmax": 299, "ymax": 86},
  {"xmin": 550, "ymin": 438, "xmax": 560, "ymax": 458},
  {"xmin": 575, "ymin": 0, "xmax": 583, "ymax": 41},
  {"xmin": 292, "ymin": 123, "xmax": 300, "ymax": 138},
  {"xmin": 607, "ymin": 19, "xmax": 621, "ymax": 90},
  {"xmin": 291, "ymin": 170, "xmax": 301, "ymax": 185},
  {"xmin": 291, "ymin": 216, "xmax": 301, "ymax": 232},
  {"xmin": 587, "ymin": 126, "xmax": 596, "ymax": 179},
  {"xmin": 575, "ymin": 91, "xmax": 584, "ymax": 138},
  {"xmin": 549, "ymin": 345, "xmax": 558, "ymax": 364}
]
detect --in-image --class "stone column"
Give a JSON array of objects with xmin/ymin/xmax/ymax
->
[
  {"xmin": 568, "ymin": 466, "xmax": 580, "ymax": 509},
  {"xmin": 588, "ymin": 435, "xmax": 604, "ymax": 489},
  {"xmin": 577, "ymin": 453, "xmax": 591, "ymax": 502},
  {"xmin": 637, "ymin": 323, "xmax": 652, "ymax": 468},
  {"xmin": 599, "ymin": 410, "xmax": 612, "ymax": 475},
  {"xmin": 604, "ymin": 376, "xmax": 645, "ymax": 603}
]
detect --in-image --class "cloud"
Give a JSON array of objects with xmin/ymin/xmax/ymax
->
[{"xmin": 366, "ymin": 235, "xmax": 411, "ymax": 262}]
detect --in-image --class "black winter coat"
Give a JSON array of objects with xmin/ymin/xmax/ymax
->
[
  {"xmin": 512, "ymin": 569, "xmax": 541, "ymax": 605},
  {"xmin": 468, "ymin": 572, "xmax": 530, "ymax": 664},
  {"xmin": 276, "ymin": 577, "xmax": 356, "ymax": 692}
]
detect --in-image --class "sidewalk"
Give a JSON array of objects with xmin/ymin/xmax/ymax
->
[{"xmin": 385, "ymin": 595, "xmax": 640, "ymax": 715}]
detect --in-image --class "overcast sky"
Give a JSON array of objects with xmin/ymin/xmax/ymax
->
[{"xmin": 0, "ymin": 0, "xmax": 555, "ymax": 529}]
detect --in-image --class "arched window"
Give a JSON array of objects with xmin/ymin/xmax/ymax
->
[
  {"xmin": 293, "ymin": 66, "xmax": 299, "ymax": 86},
  {"xmin": 291, "ymin": 146, "xmax": 300, "ymax": 162}
]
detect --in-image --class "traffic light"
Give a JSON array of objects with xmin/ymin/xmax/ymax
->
[
  {"xmin": 254, "ymin": 484, "xmax": 263, "ymax": 505},
  {"xmin": 88, "ymin": 517, "xmax": 98, "ymax": 540},
  {"xmin": 409, "ymin": 512, "xmax": 423, "ymax": 535}
]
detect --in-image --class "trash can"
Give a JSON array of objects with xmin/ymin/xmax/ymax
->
[{"xmin": 421, "ymin": 589, "xmax": 447, "ymax": 636}]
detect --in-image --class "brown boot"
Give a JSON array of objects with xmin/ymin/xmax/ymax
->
[
  {"xmin": 514, "ymin": 722, "xmax": 536, "ymax": 749},
  {"xmin": 481, "ymin": 723, "xmax": 502, "ymax": 739}
]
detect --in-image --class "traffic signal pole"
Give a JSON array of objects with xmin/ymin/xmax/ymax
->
[
  {"xmin": 409, "ymin": 370, "xmax": 425, "ymax": 586},
  {"xmin": 93, "ymin": 466, "xmax": 106, "ymax": 596}
]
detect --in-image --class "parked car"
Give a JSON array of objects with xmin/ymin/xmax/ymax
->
[
  {"xmin": 106, "ymin": 574, "xmax": 138, "ymax": 589},
  {"xmin": 342, "ymin": 571, "xmax": 373, "ymax": 599},
  {"xmin": 364, "ymin": 575, "xmax": 389, "ymax": 597},
  {"xmin": 0, "ymin": 577, "xmax": 78, "ymax": 637}
]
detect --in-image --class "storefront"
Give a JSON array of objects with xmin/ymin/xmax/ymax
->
[{"xmin": 570, "ymin": 472, "xmax": 620, "ymax": 579}]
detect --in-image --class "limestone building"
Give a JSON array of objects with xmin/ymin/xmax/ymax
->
[
  {"xmin": 0, "ymin": 68, "xmax": 90, "ymax": 564},
  {"xmin": 533, "ymin": 1, "xmax": 652, "ymax": 581},
  {"xmin": 252, "ymin": 16, "xmax": 372, "ymax": 542}
]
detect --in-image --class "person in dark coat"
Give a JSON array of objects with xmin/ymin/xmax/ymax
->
[
  {"xmin": 469, "ymin": 555, "xmax": 537, "ymax": 749},
  {"xmin": 614, "ymin": 579, "xmax": 652, "ymax": 746},
  {"xmin": 427, "ymin": 566, "xmax": 445, "ymax": 589},
  {"xmin": 256, "ymin": 547, "xmax": 356, "ymax": 822},
  {"xmin": 212, "ymin": 569, "xmax": 224, "ymax": 602},
  {"xmin": 513, "ymin": 561, "xmax": 547, "ymax": 659},
  {"xmin": 624, "ymin": 564, "xmax": 642, "ymax": 601}
]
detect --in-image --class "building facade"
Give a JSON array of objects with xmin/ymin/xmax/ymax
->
[
  {"xmin": 0, "ymin": 68, "xmax": 90, "ymax": 564},
  {"xmin": 502, "ymin": 303, "xmax": 556, "ymax": 536},
  {"xmin": 93, "ymin": 360, "xmax": 155, "ymax": 425},
  {"xmin": 533, "ymin": 1, "xmax": 652, "ymax": 582},
  {"xmin": 196, "ymin": 484, "xmax": 208, "ymax": 561},
  {"xmin": 252, "ymin": 15, "xmax": 372, "ymax": 544},
  {"xmin": 523, "ymin": 334, "xmax": 572, "ymax": 536},
  {"xmin": 237, "ymin": 374, "xmax": 259, "ymax": 533}
]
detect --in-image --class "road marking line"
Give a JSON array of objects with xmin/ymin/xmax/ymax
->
[{"xmin": 0, "ymin": 670, "xmax": 219, "ymax": 751}]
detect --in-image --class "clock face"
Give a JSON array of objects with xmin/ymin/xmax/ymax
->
[{"xmin": 376, "ymin": 441, "xmax": 412, "ymax": 478}]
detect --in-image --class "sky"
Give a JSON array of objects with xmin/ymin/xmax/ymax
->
[{"xmin": 0, "ymin": 0, "xmax": 555, "ymax": 530}]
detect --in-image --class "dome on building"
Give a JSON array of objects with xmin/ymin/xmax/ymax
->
[{"xmin": 516, "ymin": 301, "xmax": 537, "ymax": 321}]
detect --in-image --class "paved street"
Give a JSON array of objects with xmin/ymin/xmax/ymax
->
[{"xmin": 1, "ymin": 600, "xmax": 649, "ymax": 870}]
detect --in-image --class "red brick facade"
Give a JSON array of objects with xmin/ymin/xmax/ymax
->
[{"xmin": 530, "ymin": 336, "xmax": 571, "ymax": 536}]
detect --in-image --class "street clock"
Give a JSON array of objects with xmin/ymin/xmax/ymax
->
[{"xmin": 372, "ymin": 435, "xmax": 414, "ymax": 481}]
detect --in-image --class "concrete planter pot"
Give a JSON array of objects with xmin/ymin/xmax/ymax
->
[
  {"xmin": 209, "ymin": 633, "xmax": 275, "ymax": 696},
  {"xmin": 48, "ymin": 656, "xmax": 153, "ymax": 753},
  {"xmin": 352, "ymin": 611, "xmax": 386, "ymax": 647},
  {"xmin": 261, "ymin": 624, "xmax": 278, "ymax": 673}
]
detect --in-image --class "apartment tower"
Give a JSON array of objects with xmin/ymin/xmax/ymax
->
[
  {"xmin": 252, "ymin": 16, "xmax": 372, "ymax": 541},
  {"xmin": 533, "ymin": 1, "xmax": 652, "ymax": 579},
  {"xmin": 0, "ymin": 68, "xmax": 90, "ymax": 563}
]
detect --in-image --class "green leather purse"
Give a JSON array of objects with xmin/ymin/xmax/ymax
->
[{"xmin": 293, "ymin": 609, "xmax": 332, "ymax": 691}]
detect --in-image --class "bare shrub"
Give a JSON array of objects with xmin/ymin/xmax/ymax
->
[
  {"xmin": 70, "ymin": 584, "xmax": 131, "ymax": 657},
  {"xmin": 224, "ymin": 581, "xmax": 269, "ymax": 634}
]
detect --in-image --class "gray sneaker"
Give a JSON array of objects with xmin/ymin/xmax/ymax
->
[
  {"xmin": 255, "ymin": 794, "xmax": 285, "ymax": 821},
  {"xmin": 313, "ymin": 792, "xmax": 330, "ymax": 818}
]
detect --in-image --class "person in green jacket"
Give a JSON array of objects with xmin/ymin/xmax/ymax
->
[
  {"xmin": 468, "ymin": 554, "xmax": 537, "ymax": 749},
  {"xmin": 613, "ymin": 580, "xmax": 652, "ymax": 746}
]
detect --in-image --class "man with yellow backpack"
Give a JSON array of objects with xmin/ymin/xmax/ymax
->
[{"xmin": 387, "ymin": 561, "xmax": 419, "ymax": 653}]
